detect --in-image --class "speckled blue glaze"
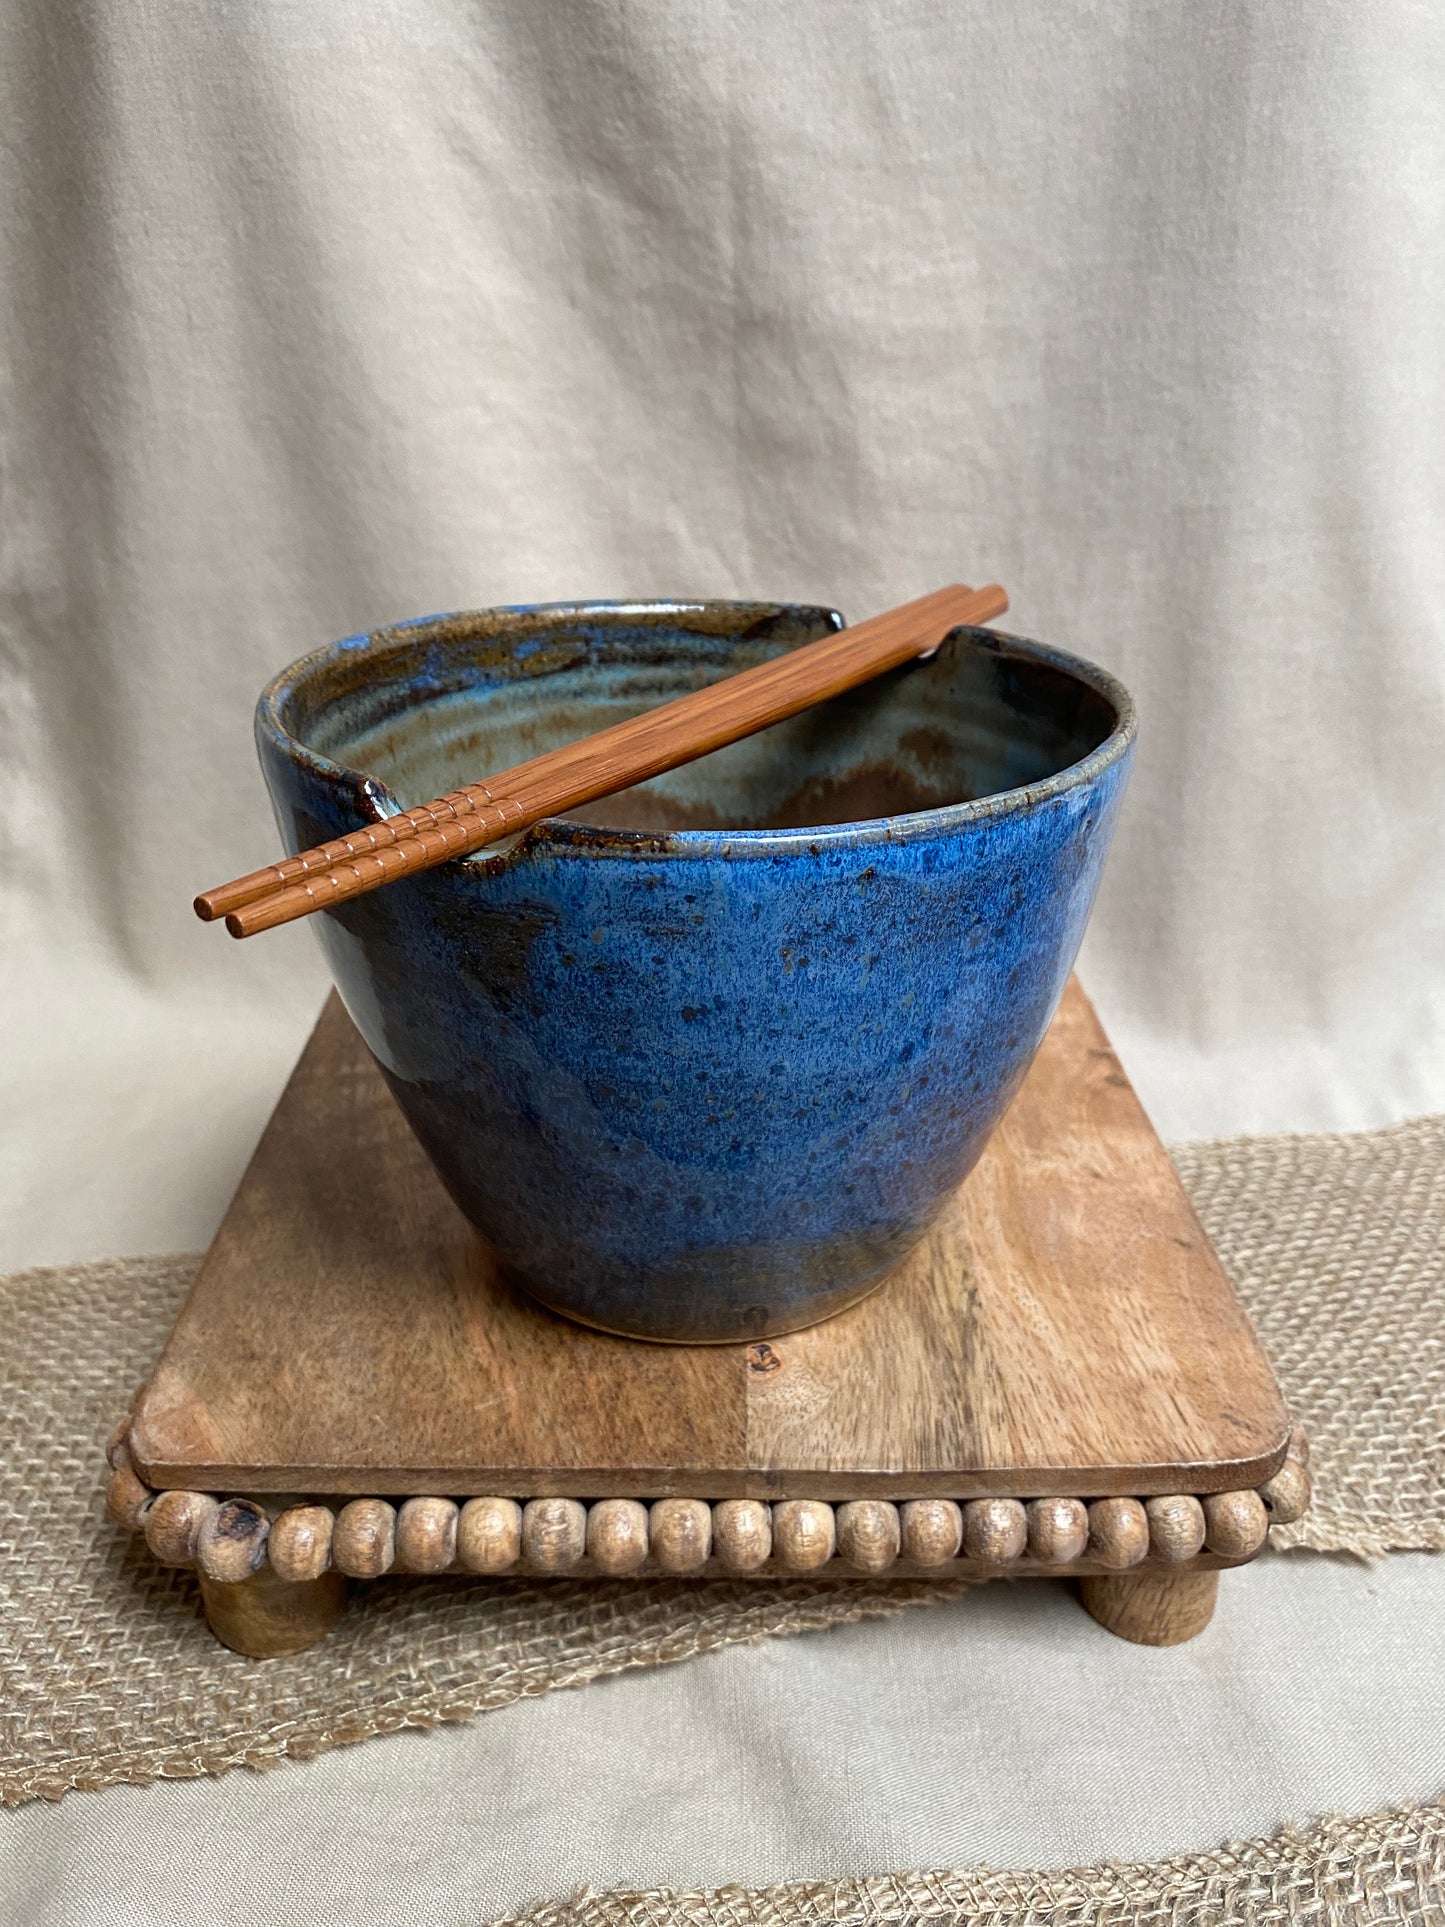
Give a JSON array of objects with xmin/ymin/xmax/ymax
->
[{"xmin": 256, "ymin": 601, "xmax": 1136, "ymax": 1342}]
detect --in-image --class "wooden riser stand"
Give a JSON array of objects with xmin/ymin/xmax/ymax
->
[{"xmin": 107, "ymin": 980, "xmax": 1309, "ymax": 1655}]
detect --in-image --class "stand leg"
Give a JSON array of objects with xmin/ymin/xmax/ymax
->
[
  {"xmin": 199, "ymin": 1566, "xmax": 348, "ymax": 1656},
  {"xmin": 1079, "ymin": 1568, "xmax": 1219, "ymax": 1646}
]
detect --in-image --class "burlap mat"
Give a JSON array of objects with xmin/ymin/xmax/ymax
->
[
  {"xmin": 1171, "ymin": 1112, "xmax": 1445, "ymax": 1555},
  {"xmin": 497, "ymin": 1797, "xmax": 1445, "ymax": 1927},
  {"xmin": 3, "ymin": 1113, "xmax": 1443, "ymax": 1808}
]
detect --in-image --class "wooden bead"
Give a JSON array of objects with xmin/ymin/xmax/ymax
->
[
  {"xmin": 458, "ymin": 1497, "xmax": 522, "ymax": 1573},
  {"xmin": 587, "ymin": 1499, "xmax": 650, "ymax": 1574},
  {"xmin": 836, "ymin": 1500, "xmax": 900, "ymax": 1572},
  {"xmin": 711, "ymin": 1500, "xmax": 772, "ymax": 1572},
  {"xmin": 900, "ymin": 1499, "xmax": 963, "ymax": 1565},
  {"xmin": 1145, "ymin": 1495, "xmax": 1206, "ymax": 1565},
  {"xmin": 105, "ymin": 1414, "xmax": 132, "ymax": 1470},
  {"xmin": 144, "ymin": 1489, "xmax": 218, "ymax": 1567},
  {"xmin": 197, "ymin": 1498, "xmax": 270, "ymax": 1584},
  {"xmin": 962, "ymin": 1498, "xmax": 1027, "ymax": 1563},
  {"xmin": 772, "ymin": 1500, "xmax": 836, "ymax": 1570},
  {"xmin": 332, "ymin": 1498, "xmax": 396, "ymax": 1578},
  {"xmin": 1203, "ymin": 1488, "xmax": 1269, "ymax": 1557},
  {"xmin": 1260, "ymin": 1459, "xmax": 1311, "ymax": 1526},
  {"xmin": 105, "ymin": 1461, "xmax": 154, "ymax": 1532},
  {"xmin": 1025, "ymin": 1497, "xmax": 1089, "ymax": 1565},
  {"xmin": 523, "ymin": 1497, "xmax": 587, "ymax": 1572},
  {"xmin": 395, "ymin": 1497, "xmax": 458, "ymax": 1574},
  {"xmin": 649, "ymin": 1498, "xmax": 712, "ymax": 1574},
  {"xmin": 1087, "ymin": 1497, "xmax": 1149, "ymax": 1569},
  {"xmin": 268, "ymin": 1504, "xmax": 335, "ymax": 1582},
  {"xmin": 1288, "ymin": 1423, "xmax": 1310, "ymax": 1467}
]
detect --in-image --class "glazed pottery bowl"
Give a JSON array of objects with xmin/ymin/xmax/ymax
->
[{"xmin": 257, "ymin": 600, "xmax": 1136, "ymax": 1342}]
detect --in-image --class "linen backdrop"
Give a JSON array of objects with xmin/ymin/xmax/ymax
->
[
  {"xmin": 1, "ymin": 3, "xmax": 1443, "ymax": 1920},
  {"xmin": 4, "ymin": 0, "xmax": 1443, "ymax": 1267}
]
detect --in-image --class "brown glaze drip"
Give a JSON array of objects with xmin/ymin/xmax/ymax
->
[{"xmin": 560, "ymin": 761, "xmax": 973, "ymax": 835}]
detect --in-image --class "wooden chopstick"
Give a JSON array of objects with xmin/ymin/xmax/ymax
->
[
  {"xmin": 196, "ymin": 592, "xmax": 992, "ymax": 927},
  {"xmin": 198, "ymin": 583, "xmax": 1007, "ymax": 938}
]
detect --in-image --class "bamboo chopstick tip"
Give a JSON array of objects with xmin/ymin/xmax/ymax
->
[{"xmin": 226, "ymin": 890, "xmax": 303, "ymax": 937}]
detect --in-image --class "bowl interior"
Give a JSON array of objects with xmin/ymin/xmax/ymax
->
[{"xmin": 279, "ymin": 605, "xmax": 1121, "ymax": 835}]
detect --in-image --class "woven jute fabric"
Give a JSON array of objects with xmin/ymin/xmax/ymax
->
[
  {"xmin": 3, "ymin": 1113, "xmax": 1443, "ymax": 1808},
  {"xmin": 0, "ymin": 1254, "xmax": 957, "ymax": 1808},
  {"xmin": 1173, "ymin": 1111, "xmax": 1445, "ymax": 1555},
  {"xmin": 497, "ymin": 1798, "xmax": 1445, "ymax": 1927}
]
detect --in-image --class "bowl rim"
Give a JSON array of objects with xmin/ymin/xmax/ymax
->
[{"xmin": 256, "ymin": 598, "xmax": 1138, "ymax": 863}]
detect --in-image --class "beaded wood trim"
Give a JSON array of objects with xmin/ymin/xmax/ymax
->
[{"xmin": 105, "ymin": 1421, "xmax": 1311, "ymax": 1588}]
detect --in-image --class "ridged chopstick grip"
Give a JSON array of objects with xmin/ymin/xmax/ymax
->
[
  {"xmin": 194, "ymin": 785, "xmax": 513, "ymax": 921},
  {"xmin": 219, "ymin": 582, "xmax": 1006, "ymax": 938}
]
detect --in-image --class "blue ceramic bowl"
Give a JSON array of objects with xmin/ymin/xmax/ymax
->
[{"xmin": 257, "ymin": 600, "xmax": 1135, "ymax": 1342}]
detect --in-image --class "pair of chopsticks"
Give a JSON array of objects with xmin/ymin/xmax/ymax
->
[{"xmin": 196, "ymin": 582, "xmax": 1008, "ymax": 938}]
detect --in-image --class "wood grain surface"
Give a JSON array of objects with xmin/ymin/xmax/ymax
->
[{"xmin": 130, "ymin": 979, "xmax": 1290, "ymax": 1498}]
